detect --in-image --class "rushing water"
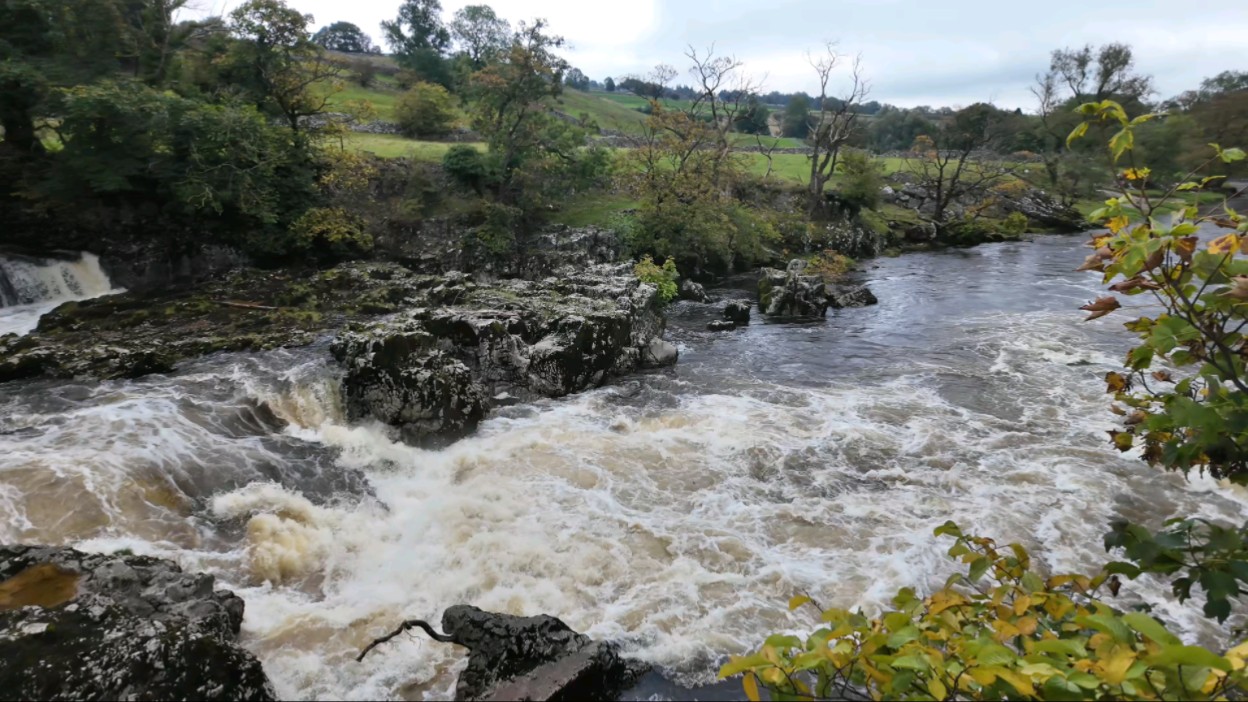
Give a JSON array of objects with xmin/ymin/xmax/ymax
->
[
  {"xmin": 1, "ymin": 234, "xmax": 1246, "ymax": 700},
  {"xmin": 0, "ymin": 252, "xmax": 119, "ymax": 336}
]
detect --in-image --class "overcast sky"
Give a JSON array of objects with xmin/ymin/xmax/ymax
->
[{"xmin": 186, "ymin": 0, "xmax": 1247, "ymax": 109}]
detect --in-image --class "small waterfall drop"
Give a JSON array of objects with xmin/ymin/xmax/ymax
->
[{"xmin": 0, "ymin": 252, "xmax": 120, "ymax": 336}]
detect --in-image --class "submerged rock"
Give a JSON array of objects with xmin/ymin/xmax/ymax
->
[
  {"xmin": 829, "ymin": 285, "xmax": 879, "ymax": 309},
  {"xmin": 723, "ymin": 300, "xmax": 751, "ymax": 326},
  {"xmin": 677, "ymin": 279, "xmax": 709, "ymax": 303},
  {"xmin": 758, "ymin": 259, "xmax": 829, "ymax": 319},
  {"xmin": 0, "ymin": 545, "xmax": 275, "ymax": 701},
  {"xmin": 332, "ymin": 264, "xmax": 677, "ymax": 443},
  {"xmin": 707, "ymin": 320, "xmax": 736, "ymax": 332}
]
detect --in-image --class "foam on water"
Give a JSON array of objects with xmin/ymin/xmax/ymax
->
[
  {"xmin": 0, "ymin": 252, "xmax": 121, "ymax": 335},
  {"xmin": 1, "ymin": 235, "xmax": 1245, "ymax": 700}
]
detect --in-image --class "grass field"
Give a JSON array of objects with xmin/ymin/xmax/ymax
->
[
  {"xmin": 343, "ymin": 133, "xmax": 482, "ymax": 160},
  {"xmin": 556, "ymin": 89, "xmax": 649, "ymax": 134}
]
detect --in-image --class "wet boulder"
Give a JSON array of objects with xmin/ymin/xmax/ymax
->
[
  {"xmin": 706, "ymin": 320, "xmax": 736, "ymax": 332},
  {"xmin": 439, "ymin": 605, "xmax": 648, "ymax": 701},
  {"xmin": 723, "ymin": 301, "xmax": 751, "ymax": 326},
  {"xmin": 829, "ymin": 285, "xmax": 879, "ymax": 309},
  {"xmin": 332, "ymin": 265, "xmax": 677, "ymax": 444},
  {"xmin": 677, "ymin": 279, "xmax": 709, "ymax": 303},
  {"xmin": 0, "ymin": 545, "xmax": 275, "ymax": 701},
  {"xmin": 758, "ymin": 259, "xmax": 829, "ymax": 319}
]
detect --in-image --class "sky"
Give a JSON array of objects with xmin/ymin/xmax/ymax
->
[{"xmin": 185, "ymin": 0, "xmax": 1248, "ymax": 110}]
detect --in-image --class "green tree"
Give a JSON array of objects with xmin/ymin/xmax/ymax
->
[
  {"xmin": 605, "ymin": 76, "xmax": 616, "ymax": 92},
  {"xmin": 467, "ymin": 19, "xmax": 569, "ymax": 201},
  {"xmin": 395, "ymin": 82, "xmax": 457, "ymax": 138},
  {"xmin": 733, "ymin": 95, "xmax": 770, "ymax": 135},
  {"xmin": 782, "ymin": 94, "xmax": 811, "ymax": 138},
  {"xmin": 227, "ymin": 0, "xmax": 346, "ymax": 132},
  {"xmin": 448, "ymin": 4, "xmax": 509, "ymax": 69},
  {"xmin": 836, "ymin": 148, "xmax": 884, "ymax": 211},
  {"xmin": 382, "ymin": 0, "xmax": 451, "ymax": 86},
  {"xmin": 311, "ymin": 21, "xmax": 375, "ymax": 53}
]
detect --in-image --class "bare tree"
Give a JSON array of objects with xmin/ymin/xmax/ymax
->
[
  {"xmin": 903, "ymin": 104, "xmax": 1017, "ymax": 235},
  {"xmin": 805, "ymin": 44, "xmax": 869, "ymax": 217},
  {"xmin": 683, "ymin": 44, "xmax": 764, "ymax": 176}
]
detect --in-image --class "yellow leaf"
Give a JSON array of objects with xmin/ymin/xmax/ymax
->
[
  {"xmin": 743, "ymin": 672, "xmax": 760, "ymax": 702},
  {"xmin": 788, "ymin": 595, "xmax": 812, "ymax": 611},
  {"xmin": 1107, "ymin": 215, "xmax": 1130, "ymax": 234},
  {"xmin": 1016, "ymin": 616, "xmax": 1039, "ymax": 636},
  {"xmin": 993, "ymin": 667, "xmax": 1037, "ymax": 696},
  {"xmin": 1209, "ymin": 233, "xmax": 1240, "ymax": 255},
  {"xmin": 1099, "ymin": 646, "xmax": 1137, "ymax": 685},
  {"xmin": 928, "ymin": 677, "xmax": 948, "ymax": 699},
  {"xmin": 1014, "ymin": 595, "xmax": 1032, "ymax": 616},
  {"xmin": 1123, "ymin": 167, "xmax": 1151, "ymax": 181},
  {"xmin": 969, "ymin": 667, "xmax": 998, "ymax": 685}
]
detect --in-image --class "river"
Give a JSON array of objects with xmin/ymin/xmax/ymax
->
[{"xmin": 1, "ymin": 234, "xmax": 1245, "ymax": 700}]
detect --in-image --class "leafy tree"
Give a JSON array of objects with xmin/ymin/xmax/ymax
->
[
  {"xmin": 782, "ymin": 94, "xmax": 811, "ymax": 138},
  {"xmin": 466, "ymin": 19, "xmax": 570, "ymax": 201},
  {"xmin": 311, "ymin": 21, "xmax": 375, "ymax": 53},
  {"xmin": 868, "ymin": 107, "xmax": 936, "ymax": 152},
  {"xmin": 0, "ymin": 0, "xmax": 165, "ymax": 157},
  {"xmin": 733, "ymin": 95, "xmax": 770, "ymax": 135},
  {"xmin": 395, "ymin": 82, "xmax": 457, "ymax": 138},
  {"xmin": 226, "ymin": 0, "xmax": 346, "ymax": 132},
  {"xmin": 633, "ymin": 255, "xmax": 679, "ymax": 303},
  {"xmin": 449, "ymin": 4, "xmax": 509, "ymax": 69},
  {"xmin": 605, "ymin": 76, "xmax": 616, "ymax": 92},
  {"xmin": 565, "ymin": 67, "xmax": 590, "ymax": 92},
  {"xmin": 382, "ymin": 0, "xmax": 449, "ymax": 58}
]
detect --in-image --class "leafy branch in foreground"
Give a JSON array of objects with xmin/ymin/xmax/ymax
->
[{"xmin": 720, "ymin": 523, "xmax": 1248, "ymax": 701}]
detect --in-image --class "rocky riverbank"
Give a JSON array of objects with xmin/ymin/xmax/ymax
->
[{"xmin": 0, "ymin": 545, "xmax": 275, "ymax": 700}]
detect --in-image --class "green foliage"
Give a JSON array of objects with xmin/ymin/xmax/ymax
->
[
  {"xmin": 288, "ymin": 206, "xmax": 372, "ymax": 261},
  {"xmin": 1002, "ymin": 211, "xmax": 1030, "ymax": 236},
  {"xmin": 722, "ymin": 523, "xmax": 1248, "ymax": 702},
  {"xmin": 633, "ymin": 255, "xmax": 679, "ymax": 304},
  {"xmin": 466, "ymin": 201, "xmax": 520, "ymax": 256},
  {"xmin": 837, "ymin": 149, "xmax": 884, "ymax": 211},
  {"xmin": 782, "ymin": 95, "xmax": 811, "ymax": 139},
  {"xmin": 311, "ymin": 21, "xmax": 375, "ymax": 53},
  {"xmin": 1105, "ymin": 519, "xmax": 1248, "ymax": 623},
  {"xmin": 395, "ymin": 82, "xmax": 457, "ymax": 138},
  {"xmin": 442, "ymin": 145, "xmax": 490, "ymax": 194}
]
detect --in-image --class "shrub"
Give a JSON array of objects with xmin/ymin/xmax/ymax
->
[
  {"xmin": 633, "ymin": 255, "xmax": 678, "ymax": 303},
  {"xmin": 395, "ymin": 82, "xmax": 456, "ymax": 138},
  {"xmin": 805, "ymin": 250, "xmax": 854, "ymax": 280},
  {"xmin": 1001, "ymin": 211, "xmax": 1029, "ymax": 236},
  {"xmin": 288, "ymin": 206, "xmax": 372, "ymax": 261},
  {"xmin": 837, "ymin": 149, "xmax": 884, "ymax": 211},
  {"xmin": 442, "ymin": 145, "xmax": 489, "ymax": 194}
]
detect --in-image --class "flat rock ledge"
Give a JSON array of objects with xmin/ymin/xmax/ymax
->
[
  {"xmin": 0, "ymin": 545, "xmax": 276, "ymax": 701},
  {"xmin": 332, "ymin": 264, "xmax": 678, "ymax": 444}
]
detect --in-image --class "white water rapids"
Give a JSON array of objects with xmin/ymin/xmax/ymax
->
[
  {"xmin": 0, "ymin": 252, "xmax": 120, "ymax": 336},
  {"xmin": 1, "ymin": 235, "xmax": 1245, "ymax": 700}
]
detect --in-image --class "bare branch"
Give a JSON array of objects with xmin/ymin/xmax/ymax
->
[{"xmin": 355, "ymin": 619, "xmax": 454, "ymax": 662}]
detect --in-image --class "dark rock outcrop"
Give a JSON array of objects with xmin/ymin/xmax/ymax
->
[
  {"xmin": 723, "ymin": 301, "xmax": 751, "ymax": 326},
  {"xmin": 0, "ymin": 545, "xmax": 275, "ymax": 701},
  {"xmin": 438, "ymin": 605, "xmax": 647, "ymax": 701},
  {"xmin": 332, "ymin": 264, "xmax": 677, "ymax": 443},
  {"xmin": 829, "ymin": 285, "xmax": 879, "ymax": 309},
  {"xmin": 677, "ymin": 279, "xmax": 709, "ymax": 303},
  {"xmin": 758, "ymin": 260, "xmax": 829, "ymax": 319}
]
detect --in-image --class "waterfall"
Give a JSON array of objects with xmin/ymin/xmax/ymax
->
[
  {"xmin": 0, "ymin": 253, "xmax": 119, "ymax": 336},
  {"xmin": 0, "ymin": 253, "xmax": 115, "ymax": 307}
]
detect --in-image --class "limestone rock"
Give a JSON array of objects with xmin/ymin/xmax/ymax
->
[
  {"xmin": 829, "ymin": 285, "xmax": 879, "ymax": 309},
  {"xmin": 0, "ymin": 545, "xmax": 275, "ymax": 701},
  {"xmin": 677, "ymin": 279, "xmax": 709, "ymax": 303},
  {"xmin": 723, "ymin": 301, "xmax": 751, "ymax": 326},
  {"xmin": 758, "ymin": 260, "xmax": 829, "ymax": 319}
]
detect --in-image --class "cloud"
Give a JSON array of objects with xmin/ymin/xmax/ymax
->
[{"xmin": 181, "ymin": 0, "xmax": 1248, "ymax": 110}]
